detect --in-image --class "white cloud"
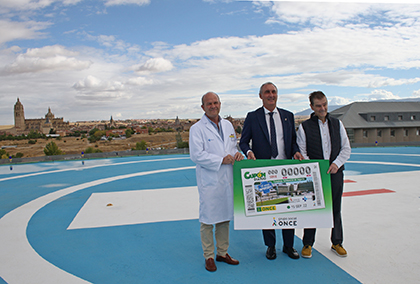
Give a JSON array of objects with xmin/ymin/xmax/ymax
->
[
  {"xmin": 264, "ymin": 2, "xmax": 420, "ymax": 30},
  {"xmin": 0, "ymin": 0, "xmax": 148, "ymax": 11},
  {"xmin": 73, "ymin": 75, "xmax": 124, "ymax": 92},
  {"xmin": 155, "ymin": 20, "xmax": 420, "ymax": 85},
  {"xmin": 25, "ymin": 45, "xmax": 79, "ymax": 57},
  {"xmin": 148, "ymin": 25, "xmax": 419, "ymax": 93},
  {"xmin": 367, "ymin": 77, "xmax": 420, "ymax": 88},
  {"xmin": 0, "ymin": 0, "xmax": 55, "ymax": 10},
  {"xmin": 268, "ymin": 2, "xmax": 370, "ymax": 27},
  {"xmin": 136, "ymin": 57, "xmax": 174, "ymax": 73},
  {"xmin": 104, "ymin": 0, "xmax": 150, "ymax": 7},
  {"xmin": 367, "ymin": 89, "xmax": 400, "ymax": 100},
  {"xmin": 82, "ymin": 32, "xmax": 141, "ymax": 53},
  {"xmin": 412, "ymin": 90, "xmax": 420, "ymax": 97},
  {"xmin": 73, "ymin": 75, "xmax": 104, "ymax": 90},
  {"xmin": 95, "ymin": 35, "xmax": 117, "ymax": 47},
  {"xmin": 278, "ymin": 92, "xmax": 307, "ymax": 102},
  {"xmin": 2, "ymin": 2, "xmax": 420, "ymax": 124},
  {"xmin": 0, "ymin": 0, "xmax": 82, "ymax": 11},
  {"xmin": 329, "ymin": 96, "xmax": 352, "ymax": 105},
  {"xmin": 0, "ymin": 45, "xmax": 92, "ymax": 75},
  {"xmin": 126, "ymin": 77, "xmax": 153, "ymax": 86},
  {"xmin": 0, "ymin": 20, "xmax": 51, "ymax": 45},
  {"xmin": 306, "ymin": 72, "xmax": 420, "ymax": 89}
]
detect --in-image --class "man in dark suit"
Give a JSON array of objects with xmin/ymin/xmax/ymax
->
[{"xmin": 239, "ymin": 82, "xmax": 303, "ymax": 260}]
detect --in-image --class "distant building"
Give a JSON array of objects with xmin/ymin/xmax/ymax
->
[
  {"xmin": 108, "ymin": 116, "xmax": 117, "ymax": 129},
  {"xmin": 11, "ymin": 98, "xmax": 69, "ymax": 135},
  {"xmin": 224, "ymin": 115, "xmax": 242, "ymax": 133},
  {"xmin": 134, "ymin": 127, "xmax": 149, "ymax": 134},
  {"xmin": 105, "ymin": 129, "xmax": 126, "ymax": 137},
  {"xmin": 167, "ymin": 116, "xmax": 195, "ymax": 132},
  {"xmin": 330, "ymin": 101, "xmax": 420, "ymax": 146}
]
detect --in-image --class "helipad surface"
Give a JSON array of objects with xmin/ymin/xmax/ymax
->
[{"xmin": 0, "ymin": 147, "xmax": 419, "ymax": 283}]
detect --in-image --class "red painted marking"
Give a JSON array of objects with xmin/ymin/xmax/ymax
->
[
  {"xmin": 343, "ymin": 189, "xmax": 395, "ymax": 197},
  {"xmin": 344, "ymin": 179, "xmax": 356, "ymax": 183}
]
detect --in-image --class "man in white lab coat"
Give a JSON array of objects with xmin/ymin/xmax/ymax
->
[{"xmin": 189, "ymin": 92, "xmax": 243, "ymax": 272}]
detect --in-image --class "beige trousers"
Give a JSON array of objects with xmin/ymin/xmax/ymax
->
[{"xmin": 200, "ymin": 221, "xmax": 230, "ymax": 260}]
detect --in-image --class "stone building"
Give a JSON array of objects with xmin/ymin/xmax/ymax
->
[
  {"xmin": 11, "ymin": 98, "xmax": 70, "ymax": 135},
  {"xmin": 330, "ymin": 101, "xmax": 420, "ymax": 146}
]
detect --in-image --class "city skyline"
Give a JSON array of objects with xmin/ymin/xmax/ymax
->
[
  {"xmin": 3, "ymin": 96, "xmax": 420, "ymax": 127},
  {"xmin": 1, "ymin": 0, "xmax": 420, "ymax": 125}
]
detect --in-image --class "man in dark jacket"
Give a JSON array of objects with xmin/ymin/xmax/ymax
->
[
  {"xmin": 297, "ymin": 91, "xmax": 351, "ymax": 258},
  {"xmin": 240, "ymin": 82, "xmax": 303, "ymax": 260}
]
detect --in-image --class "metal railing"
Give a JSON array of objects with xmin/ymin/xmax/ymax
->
[{"xmin": 0, "ymin": 148, "xmax": 190, "ymax": 165}]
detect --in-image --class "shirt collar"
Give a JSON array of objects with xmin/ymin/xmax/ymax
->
[
  {"xmin": 310, "ymin": 112, "xmax": 330, "ymax": 124},
  {"xmin": 204, "ymin": 114, "xmax": 222, "ymax": 126},
  {"xmin": 263, "ymin": 107, "xmax": 277, "ymax": 115}
]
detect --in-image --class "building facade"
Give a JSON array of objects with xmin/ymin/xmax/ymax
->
[
  {"xmin": 330, "ymin": 101, "xmax": 420, "ymax": 146},
  {"xmin": 12, "ymin": 98, "xmax": 70, "ymax": 135}
]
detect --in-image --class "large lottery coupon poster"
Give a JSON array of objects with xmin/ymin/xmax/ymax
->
[{"xmin": 233, "ymin": 159, "xmax": 333, "ymax": 230}]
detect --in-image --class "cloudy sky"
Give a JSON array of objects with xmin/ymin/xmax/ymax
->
[{"xmin": 1, "ymin": 0, "xmax": 420, "ymax": 125}]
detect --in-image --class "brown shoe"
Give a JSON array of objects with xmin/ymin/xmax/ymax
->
[
  {"xmin": 216, "ymin": 253, "xmax": 239, "ymax": 265},
  {"xmin": 205, "ymin": 258, "xmax": 217, "ymax": 272}
]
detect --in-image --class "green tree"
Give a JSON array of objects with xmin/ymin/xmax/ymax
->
[
  {"xmin": 175, "ymin": 132, "xmax": 189, "ymax": 148},
  {"xmin": 88, "ymin": 130, "xmax": 106, "ymax": 143},
  {"xmin": 14, "ymin": 152, "xmax": 24, "ymax": 158},
  {"xmin": 89, "ymin": 128, "xmax": 99, "ymax": 136},
  {"xmin": 0, "ymin": 149, "xmax": 9, "ymax": 159},
  {"xmin": 44, "ymin": 141, "xmax": 64, "ymax": 156},
  {"xmin": 125, "ymin": 128, "xmax": 135, "ymax": 138},
  {"xmin": 85, "ymin": 146, "xmax": 102, "ymax": 153},
  {"xmin": 235, "ymin": 125, "xmax": 242, "ymax": 134},
  {"xmin": 133, "ymin": 140, "xmax": 147, "ymax": 150},
  {"xmin": 27, "ymin": 130, "xmax": 45, "ymax": 139}
]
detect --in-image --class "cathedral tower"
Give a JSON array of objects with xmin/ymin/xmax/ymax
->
[{"xmin": 14, "ymin": 98, "xmax": 25, "ymax": 130}]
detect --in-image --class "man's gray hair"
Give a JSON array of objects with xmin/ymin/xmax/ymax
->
[
  {"xmin": 259, "ymin": 82, "xmax": 277, "ymax": 95},
  {"xmin": 201, "ymin": 92, "xmax": 220, "ymax": 105}
]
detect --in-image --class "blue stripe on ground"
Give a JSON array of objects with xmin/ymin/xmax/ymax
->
[
  {"xmin": 3, "ymin": 148, "xmax": 419, "ymax": 283},
  {"xmin": 25, "ymin": 155, "xmax": 359, "ymax": 284}
]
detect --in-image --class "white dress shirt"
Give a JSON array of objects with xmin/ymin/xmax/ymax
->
[
  {"xmin": 264, "ymin": 107, "xmax": 286, "ymax": 160},
  {"xmin": 297, "ymin": 118, "xmax": 351, "ymax": 168}
]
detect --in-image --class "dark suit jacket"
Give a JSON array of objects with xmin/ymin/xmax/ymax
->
[{"xmin": 239, "ymin": 107, "xmax": 299, "ymax": 159}]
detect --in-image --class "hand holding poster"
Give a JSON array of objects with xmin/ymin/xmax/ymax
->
[{"xmin": 233, "ymin": 159, "xmax": 333, "ymax": 230}]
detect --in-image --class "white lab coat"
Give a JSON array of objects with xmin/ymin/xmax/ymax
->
[{"xmin": 189, "ymin": 114, "xmax": 239, "ymax": 225}]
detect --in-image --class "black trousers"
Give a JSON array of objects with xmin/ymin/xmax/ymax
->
[
  {"xmin": 263, "ymin": 228, "xmax": 295, "ymax": 248},
  {"xmin": 303, "ymin": 170, "xmax": 344, "ymax": 246}
]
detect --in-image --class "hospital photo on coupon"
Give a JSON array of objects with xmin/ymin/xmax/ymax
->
[{"xmin": 241, "ymin": 163, "xmax": 325, "ymax": 216}]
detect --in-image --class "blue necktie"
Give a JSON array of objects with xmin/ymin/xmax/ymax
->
[{"xmin": 269, "ymin": 112, "xmax": 278, "ymax": 158}]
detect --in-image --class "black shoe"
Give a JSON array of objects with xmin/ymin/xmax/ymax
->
[
  {"xmin": 283, "ymin": 246, "xmax": 300, "ymax": 259},
  {"xmin": 266, "ymin": 246, "xmax": 276, "ymax": 260}
]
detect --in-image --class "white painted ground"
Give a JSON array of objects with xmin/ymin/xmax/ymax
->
[
  {"xmin": 296, "ymin": 170, "xmax": 420, "ymax": 284},
  {"xmin": 68, "ymin": 186, "xmax": 199, "ymax": 230}
]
